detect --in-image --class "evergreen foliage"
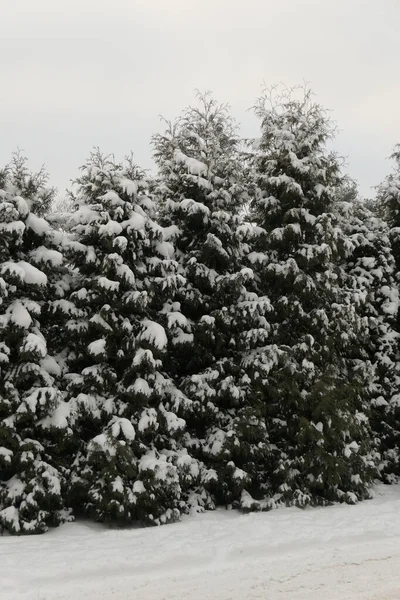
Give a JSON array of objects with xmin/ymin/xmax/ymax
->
[
  {"xmin": 0, "ymin": 89, "xmax": 399, "ymax": 535},
  {"xmin": 246, "ymin": 87, "xmax": 378, "ymax": 505},
  {"xmin": 62, "ymin": 150, "xmax": 203, "ymax": 525},
  {"xmin": 153, "ymin": 95, "xmax": 273, "ymax": 508},
  {"xmin": 2, "ymin": 151, "xmax": 56, "ymax": 216},
  {"xmin": 372, "ymin": 148, "xmax": 400, "ymax": 478},
  {"xmin": 377, "ymin": 146, "xmax": 400, "ymax": 270},
  {"xmin": 0, "ymin": 164, "xmax": 71, "ymax": 534}
]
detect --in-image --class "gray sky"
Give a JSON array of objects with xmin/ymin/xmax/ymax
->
[{"xmin": 1, "ymin": 0, "xmax": 399, "ymax": 199}]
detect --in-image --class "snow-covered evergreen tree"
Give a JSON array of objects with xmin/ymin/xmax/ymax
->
[
  {"xmin": 0, "ymin": 162, "xmax": 71, "ymax": 534},
  {"xmin": 3, "ymin": 92, "xmax": 399, "ymax": 533},
  {"xmin": 63, "ymin": 150, "xmax": 202, "ymax": 525},
  {"xmin": 247, "ymin": 87, "xmax": 378, "ymax": 506},
  {"xmin": 2, "ymin": 151, "xmax": 56, "ymax": 216},
  {"xmin": 343, "ymin": 201, "xmax": 400, "ymax": 480},
  {"xmin": 153, "ymin": 94, "xmax": 273, "ymax": 508},
  {"xmin": 377, "ymin": 146, "xmax": 400, "ymax": 270},
  {"xmin": 373, "ymin": 146, "xmax": 400, "ymax": 478}
]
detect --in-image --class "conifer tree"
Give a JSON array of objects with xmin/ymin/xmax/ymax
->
[
  {"xmin": 63, "ymin": 150, "xmax": 202, "ymax": 525},
  {"xmin": 247, "ymin": 87, "xmax": 378, "ymax": 506},
  {"xmin": 153, "ymin": 95, "xmax": 273, "ymax": 508},
  {"xmin": 373, "ymin": 147, "xmax": 400, "ymax": 478},
  {"xmin": 0, "ymin": 160, "xmax": 71, "ymax": 534},
  {"xmin": 4, "ymin": 151, "xmax": 56, "ymax": 216},
  {"xmin": 377, "ymin": 146, "xmax": 400, "ymax": 270}
]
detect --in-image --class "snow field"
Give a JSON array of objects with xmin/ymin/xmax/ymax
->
[{"xmin": 2, "ymin": 483, "xmax": 400, "ymax": 600}]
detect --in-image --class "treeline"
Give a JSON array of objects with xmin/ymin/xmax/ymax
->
[{"xmin": 1, "ymin": 87, "xmax": 400, "ymax": 535}]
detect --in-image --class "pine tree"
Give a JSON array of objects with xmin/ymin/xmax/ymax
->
[
  {"xmin": 63, "ymin": 150, "xmax": 202, "ymax": 525},
  {"xmin": 246, "ymin": 87, "xmax": 378, "ymax": 506},
  {"xmin": 0, "ymin": 160, "xmax": 71, "ymax": 534},
  {"xmin": 153, "ymin": 94, "xmax": 274, "ymax": 508}
]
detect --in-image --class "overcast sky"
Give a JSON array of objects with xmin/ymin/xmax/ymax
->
[{"xmin": 1, "ymin": 0, "xmax": 399, "ymax": 198}]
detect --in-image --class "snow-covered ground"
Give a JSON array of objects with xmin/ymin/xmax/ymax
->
[{"xmin": 2, "ymin": 483, "xmax": 400, "ymax": 600}]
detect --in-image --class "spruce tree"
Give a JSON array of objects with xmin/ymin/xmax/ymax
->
[
  {"xmin": 247, "ymin": 87, "xmax": 378, "ymax": 506},
  {"xmin": 0, "ymin": 160, "xmax": 71, "ymax": 534},
  {"xmin": 63, "ymin": 150, "xmax": 202, "ymax": 525}
]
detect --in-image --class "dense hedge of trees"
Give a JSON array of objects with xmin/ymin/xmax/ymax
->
[{"xmin": 1, "ymin": 88, "xmax": 400, "ymax": 534}]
